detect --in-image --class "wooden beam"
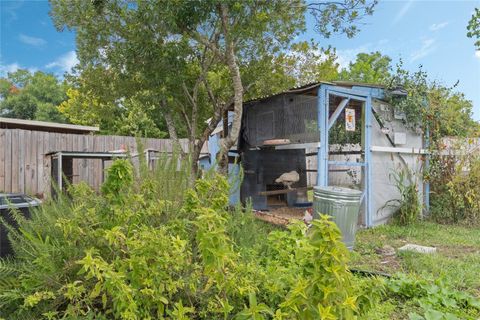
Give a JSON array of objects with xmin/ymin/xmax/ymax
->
[
  {"xmin": 258, "ymin": 186, "xmax": 313, "ymax": 196},
  {"xmin": 370, "ymin": 146, "xmax": 428, "ymax": 154},
  {"xmin": 328, "ymin": 98, "xmax": 350, "ymax": 129},
  {"xmin": 275, "ymin": 142, "xmax": 321, "ymax": 150}
]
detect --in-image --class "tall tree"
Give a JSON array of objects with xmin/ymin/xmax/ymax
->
[
  {"xmin": 280, "ymin": 42, "xmax": 340, "ymax": 84},
  {"xmin": 340, "ymin": 51, "xmax": 391, "ymax": 84},
  {"xmin": 50, "ymin": 0, "xmax": 377, "ymax": 174},
  {"xmin": 0, "ymin": 69, "xmax": 68, "ymax": 122},
  {"xmin": 59, "ymin": 88, "xmax": 168, "ymax": 138},
  {"xmin": 386, "ymin": 62, "xmax": 479, "ymax": 139}
]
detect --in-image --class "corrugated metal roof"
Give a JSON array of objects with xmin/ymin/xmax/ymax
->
[{"xmin": 240, "ymin": 80, "xmax": 386, "ymax": 107}]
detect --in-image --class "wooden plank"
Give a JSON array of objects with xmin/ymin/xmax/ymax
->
[
  {"xmin": 17, "ymin": 129, "xmax": 26, "ymax": 193},
  {"xmin": 0, "ymin": 130, "xmax": 5, "ymax": 192},
  {"xmin": 92, "ymin": 135, "xmax": 105, "ymax": 190},
  {"xmin": 81, "ymin": 135, "xmax": 88, "ymax": 184},
  {"xmin": 71, "ymin": 134, "xmax": 76, "ymax": 183},
  {"xmin": 86, "ymin": 135, "xmax": 95, "ymax": 187},
  {"xmin": 11, "ymin": 130, "xmax": 20, "ymax": 192},
  {"xmin": 107, "ymin": 135, "xmax": 115, "ymax": 152},
  {"xmin": 370, "ymin": 146, "xmax": 427, "ymax": 154},
  {"xmin": 4, "ymin": 130, "xmax": 12, "ymax": 193},
  {"xmin": 36, "ymin": 131, "xmax": 45, "ymax": 197},
  {"xmin": 41, "ymin": 132, "xmax": 53, "ymax": 197},
  {"xmin": 62, "ymin": 132, "xmax": 68, "ymax": 151},
  {"xmin": 31, "ymin": 130, "xmax": 38, "ymax": 195},
  {"xmin": 258, "ymin": 186, "xmax": 313, "ymax": 196},
  {"xmin": 25, "ymin": 130, "xmax": 37, "ymax": 195}
]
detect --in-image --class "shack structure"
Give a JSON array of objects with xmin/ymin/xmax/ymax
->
[
  {"xmin": 215, "ymin": 81, "xmax": 427, "ymax": 227},
  {"xmin": 0, "ymin": 117, "xmax": 198, "ymax": 198}
]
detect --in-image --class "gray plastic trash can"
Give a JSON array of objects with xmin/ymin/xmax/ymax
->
[
  {"xmin": 313, "ymin": 186, "xmax": 362, "ymax": 250},
  {"xmin": 0, "ymin": 194, "xmax": 41, "ymax": 257}
]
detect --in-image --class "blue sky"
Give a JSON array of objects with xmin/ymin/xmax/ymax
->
[{"xmin": 1, "ymin": 0, "xmax": 479, "ymax": 120}]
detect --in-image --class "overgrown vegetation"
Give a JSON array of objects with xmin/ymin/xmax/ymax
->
[
  {"xmin": 1, "ymin": 156, "xmax": 376, "ymax": 319},
  {"xmin": 0, "ymin": 156, "xmax": 479, "ymax": 319},
  {"xmin": 353, "ymin": 222, "xmax": 480, "ymax": 320},
  {"xmin": 429, "ymin": 149, "xmax": 480, "ymax": 224},
  {"xmin": 381, "ymin": 167, "xmax": 422, "ymax": 226},
  {"xmin": 382, "ymin": 59, "xmax": 480, "ymax": 225}
]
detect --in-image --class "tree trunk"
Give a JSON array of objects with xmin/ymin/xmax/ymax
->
[
  {"xmin": 218, "ymin": 3, "xmax": 244, "ymax": 175},
  {"xmin": 161, "ymin": 101, "xmax": 185, "ymax": 157}
]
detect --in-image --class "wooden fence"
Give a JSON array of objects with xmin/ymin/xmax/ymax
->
[{"xmin": 0, "ymin": 129, "xmax": 190, "ymax": 197}]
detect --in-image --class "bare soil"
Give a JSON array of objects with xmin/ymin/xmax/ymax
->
[{"xmin": 254, "ymin": 207, "xmax": 306, "ymax": 226}]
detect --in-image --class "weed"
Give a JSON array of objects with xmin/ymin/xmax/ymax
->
[{"xmin": 380, "ymin": 167, "xmax": 422, "ymax": 225}]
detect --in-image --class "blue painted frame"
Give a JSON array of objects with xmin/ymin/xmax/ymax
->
[{"xmin": 316, "ymin": 84, "xmax": 380, "ymax": 227}]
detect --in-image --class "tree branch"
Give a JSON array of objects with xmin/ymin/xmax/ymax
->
[{"xmin": 161, "ymin": 99, "xmax": 185, "ymax": 156}]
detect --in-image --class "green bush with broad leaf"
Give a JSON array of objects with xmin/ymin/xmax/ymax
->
[{"xmin": 0, "ymin": 154, "xmax": 373, "ymax": 319}]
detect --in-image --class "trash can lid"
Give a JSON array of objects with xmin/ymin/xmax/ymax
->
[{"xmin": 313, "ymin": 186, "xmax": 362, "ymax": 197}]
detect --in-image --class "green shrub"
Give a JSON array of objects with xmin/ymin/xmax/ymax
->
[
  {"xmin": 0, "ymin": 155, "xmax": 373, "ymax": 319},
  {"xmin": 385, "ymin": 274, "xmax": 480, "ymax": 319},
  {"xmin": 430, "ymin": 150, "xmax": 480, "ymax": 224},
  {"xmin": 100, "ymin": 158, "xmax": 134, "ymax": 200}
]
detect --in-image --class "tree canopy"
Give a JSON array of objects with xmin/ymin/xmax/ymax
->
[
  {"xmin": 340, "ymin": 51, "xmax": 391, "ymax": 84},
  {"xmin": 0, "ymin": 69, "xmax": 68, "ymax": 122},
  {"xmin": 49, "ymin": 0, "xmax": 377, "ymax": 172},
  {"xmin": 467, "ymin": 8, "xmax": 480, "ymax": 49}
]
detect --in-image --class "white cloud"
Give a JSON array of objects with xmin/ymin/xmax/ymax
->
[
  {"xmin": 0, "ymin": 62, "xmax": 20, "ymax": 76},
  {"xmin": 0, "ymin": 60, "xmax": 39, "ymax": 76},
  {"xmin": 410, "ymin": 38, "xmax": 436, "ymax": 62},
  {"xmin": 475, "ymin": 50, "xmax": 480, "ymax": 59},
  {"xmin": 392, "ymin": 0, "xmax": 413, "ymax": 25},
  {"xmin": 429, "ymin": 22, "xmax": 449, "ymax": 32},
  {"xmin": 19, "ymin": 34, "xmax": 46, "ymax": 46},
  {"xmin": 46, "ymin": 51, "xmax": 79, "ymax": 73}
]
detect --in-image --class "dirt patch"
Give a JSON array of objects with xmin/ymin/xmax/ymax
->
[
  {"xmin": 376, "ymin": 254, "xmax": 401, "ymax": 272},
  {"xmin": 254, "ymin": 207, "xmax": 306, "ymax": 226},
  {"xmin": 254, "ymin": 211, "xmax": 290, "ymax": 226}
]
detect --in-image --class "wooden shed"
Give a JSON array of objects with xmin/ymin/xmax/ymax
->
[{"xmin": 0, "ymin": 117, "xmax": 195, "ymax": 198}]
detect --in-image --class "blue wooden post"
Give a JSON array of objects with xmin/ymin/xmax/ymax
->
[
  {"xmin": 316, "ymin": 84, "xmax": 379, "ymax": 226},
  {"xmin": 317, "ymin": 85, "xmax": 328, "ymax": 186}
]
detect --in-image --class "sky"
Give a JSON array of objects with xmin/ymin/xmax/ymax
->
[{"xmin": 1, "ymin": 0, "xmax": 479, "ymax": 120}]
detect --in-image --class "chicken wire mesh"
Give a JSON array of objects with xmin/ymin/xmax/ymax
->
[
  {"xmin": 242, "ymin": 93, "xmax": 319, "ymax": 147},
  {"xmin": 239, "ymin": 92, "xmax": 367, "ymax": 211}
]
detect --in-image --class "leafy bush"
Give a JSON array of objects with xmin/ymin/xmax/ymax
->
[
  {"xmin": 357, "ymin": 274, "xmax": 480, "ymax": 319},
  {"xmin": 385, "ymin": 275, "xmax": 480, "ymax": 320},
  {"xmin": 0, "ymin": 155, "xmax": 373, "ymax": 319},
  {"xmin": 430, "ymin": 145, "xmax": 480, "ymax": 224}
]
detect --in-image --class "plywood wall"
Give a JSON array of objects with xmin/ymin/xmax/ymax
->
[{"xmin": 0, "ymin": 129, "xmax": 190, "ymax": 197}]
